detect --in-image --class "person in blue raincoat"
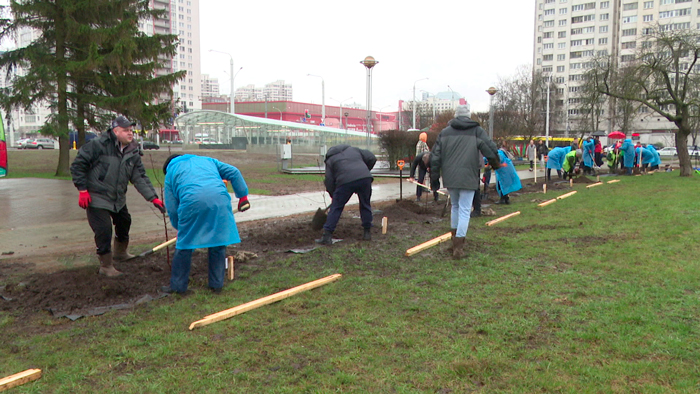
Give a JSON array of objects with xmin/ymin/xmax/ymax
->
[
  {"xmin": 495, "ymin": 142, "xmax": 522, "ymax": 204},
  {"xmin": 636, "ymin": 146, "xmax": 655, "ymax": 172},
  {"xmin": 161, "ymin": 154, "xmax": 250, "ymax": 294},
  {"xmin": 620, "ymin": 138, "xmax": 635, "ymax": 175},
  {"xmin": 582, "ymin": 137, "xmax": 595, "ymax": 174},
  {"xmin": 645, "ymin": 145, "xmax": 661, "ymax": 170},
  {"xmin": 545, "ymin": 145, "xmax": 572, "ymax": 181}
]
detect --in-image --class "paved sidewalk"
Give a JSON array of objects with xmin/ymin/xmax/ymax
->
[{"xmin": 0, "ymin": 168, "xmax": 542, "ymax": 260}]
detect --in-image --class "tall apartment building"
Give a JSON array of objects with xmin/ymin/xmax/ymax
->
[
  {"xmin": 533, "ymin": 0, "xmax": 685, "ymax": 142},
  {"xmin": 141, "ymin": 0, "xmax": 202, "ymax": 112},
  {"xmin": 200, "ymin": 74, "xmax": 220, "ymax": 100},
  {"xmin": 235, "ymin": 80, "xmax": 293, "ymax": 102}
]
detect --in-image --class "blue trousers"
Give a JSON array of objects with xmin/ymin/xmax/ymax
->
[
  {"xmin": 448, "ymin": 189, "xmax": 475, "ymax": 238},
  {"xmin": 170, "ymin": 245, "xmax": 226, "ymax": 292},
  {"xmin": 324, "ymin": 177, "xmax": 373, "ymax": 233}
]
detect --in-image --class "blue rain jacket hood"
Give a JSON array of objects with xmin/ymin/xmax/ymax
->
[
  {"xmin": 620, "ymin": 139, "xmax": 635, "ymax": 167},
  {"xmin": 495, "ymin": 149, "xmax": 522, "ymax": 196},
  {"xmin": 645, "ymin": 145, "xmax": 661, "ymax": 166},
  {"xmin": 546, "ymin": 146, "xmax": 572, "ymax": 170},
  {"xmin": 164, "ymin": 155, "xmax": 248, "ymax": 249},
  {"xmin": 635, "ymin": 147, "xmax": 655, "ymax": 165}
]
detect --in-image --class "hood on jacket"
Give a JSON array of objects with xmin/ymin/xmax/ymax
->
[
  {"xmin": 325, "ymin": 144, "xmax": 351, "ymax": 161},
  {"xmin": 450, "ymin": 117, "xmax": 481, "ymax": 130}
]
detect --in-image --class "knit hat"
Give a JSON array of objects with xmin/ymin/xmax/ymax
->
[
  {"xmin": 419, "ymin": 132, "xmax": 428, "ymax": 142},
  {"xmin": 454, "ymin": 105, "xmax": 471, "ymax": 118}
]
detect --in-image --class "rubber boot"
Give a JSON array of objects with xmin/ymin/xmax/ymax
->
[
  {"xmin": 495, "ymin": 196, "xmax": 506, "ymax": 204},
  {"xmin": 316, "ymin": 230, "xmax": 333, "ymax": 245},
  {"xmin": 363, "ymin": 228, "xmax": 371, "ymax": 241},
  {"xmin": 113, "ymin": 239, "xmax": 135, "ymax": 261},
  {"xmin": 452, "ymin": 237, "xmax": 466, "ymax": 259},
  {"xmin": 98, "ymin": 252, "xmax": 123, "ymax": 277},
  {"xmin": 504, "ymin": 195, "xmax": 510, "ymax": 205},
  {"xmin": 447, "ymin": 229, "xmax": 457, "ymax": 253}
]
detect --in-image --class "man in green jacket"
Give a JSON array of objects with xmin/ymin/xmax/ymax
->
[{"xmin": 71, "ymin": 115, "xmax": 165, "ymax": 277}]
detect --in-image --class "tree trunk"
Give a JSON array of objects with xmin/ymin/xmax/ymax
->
[
  {"xmin": 675, "ymin": 124, "xmax": 692, "ymax": 177},
  {"xmin": 54, "ymin": 3, "xmax": 70, "ymax": 177}
]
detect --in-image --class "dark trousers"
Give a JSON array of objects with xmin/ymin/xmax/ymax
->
[
  {"xmin": 87, "ymin": 206, "xmax": 131, "ymax": 255},
  {"xmin": 324, "ymin": 178, "xmax": 373, "ymax": 233},
  {"xmin": 546, "ymin": 168, "xmax": 562, "ymax": 181},
  {"xmin": 472, "ymin": 187, "xmax": 481, "ymax": 213},
  {"xmin": 416, "ymin": 167, "xmax": 438, "ymax": 201},
  {"xmin": 170, "ymin": 246, "xmax": 226, "ymax": 293}
]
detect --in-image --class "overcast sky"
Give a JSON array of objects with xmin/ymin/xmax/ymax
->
[{"xmin": 201, "ymin": 0, "xmax": 535, "ymax": 113}]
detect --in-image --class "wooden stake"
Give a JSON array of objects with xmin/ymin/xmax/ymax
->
[
  {"xmin": 586, "ymin": 182, "xmax": 604, "ymax": 188},
  {"xmin": 596, "ymin": 175, "xmax": 600, "ymax": 182},
  {"xmin": 381, "ymin": 217, "xmax": 388, "ymax": 234},
  {"xmin": 485, "ymin": 211, "xmax": 521, "ymax": 226},
  {"xmin": 569, "ymin": 179, "xmax": 573, "ymax": 187},
  {"xmin": 0, "ymin": 369, "xmax": 42, "ymax": 392},
  {"xmin": 405, "ymin": 232, "xmax": 453, "ymax": 257},
  {"xmin": 227, "ymin": 256, "xmax": 234, "ymax": 281},
  {"xmin": 543, "ymin": 184, "xmax": 547, "ymax": 194},
  {"xmin": 189, "ymin": 274, "xmax": 342, "ymax": 330},
  {"xmin": 538, "ymin": 199, "xmax": 557, "ymax": 207},
  {"xmin": 557, "ymin": 191, "xmax": 577, "ymax": 200},
  {"xmin": 607, "ymin": 179, "xmax": 620, "ymax": 184}
]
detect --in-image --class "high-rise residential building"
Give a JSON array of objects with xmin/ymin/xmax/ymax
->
[
  {"xmin": 200, "ymin": 74, "xmax": 220, "ymax": 100},
  {"xmin": 140, "ymin": 0, "xmax": 201, "ymax": 113},
  {"xmin": 235, "ymin": 80, "xmax": 293, "ymax": 102},
  {"xmin": 532, "ymin": 0, "xmax": 683, "ymax": 141}
]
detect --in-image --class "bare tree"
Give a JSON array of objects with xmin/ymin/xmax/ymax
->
[{"xmin": 591, "ymin": 26, "xmax": 700, "ymax": 176}]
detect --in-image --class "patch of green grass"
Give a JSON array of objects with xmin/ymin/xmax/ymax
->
[{"xmin": 2, "ymin": 173, "xmax": 700, "ymax": 392}]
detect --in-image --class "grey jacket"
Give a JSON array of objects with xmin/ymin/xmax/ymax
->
[
  {"xmin": 71, "ymin": 129, "xmax": 158, "ymax": 212},
  {"xmin": 430, "ymin": 117, "xmax": 500, "ymax": 190},
  {"xmin": 324, "ymin": 144, "xmax": 376, "ymax": 195}
]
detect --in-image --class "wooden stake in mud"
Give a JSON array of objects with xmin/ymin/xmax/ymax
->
[
  {"xmin": 0, "ymin": 369, "xmax": 42, "ymax": 392},
  {"xmin": 607, "ymin": 179, "xmax": 620, "ymax": 184},
  {"xmin": 381, "ymin": 217, "xmax": 388, "ymax": 234},
  {"xmin": 227, "ymin": 256, "xmax": 234, "ymax": 281},
  {"xmin": 485, "ymin": 211, "xmax": 521, "ymax": 226},
  {"xmin": 596, "ymin": 175, "xmax": 600, "ymax": 182},
  {"xmin": 189, "ymin": 274, "xmax": 342, "ymax": 330},
  {"xmin": 557, "ymin": 191, "xmax": 577, "ymax": 200},
  {"xmin": 538, "ymin": 198, "xmax": 557, "ymax": 207},
  {"xmin": 586, "ymin": 182, "xmax": 604, "ymax": 188},
  {"xmin": 543, "ymin": 184, "xmax": 547, "ymax": 194},
  {"xmin": 570, "ymin": 179, "xmax": 573, "ymax": 187},
  {"xmin": 405, "ymin": 232, "xmax": 452, "ymax": 257}
]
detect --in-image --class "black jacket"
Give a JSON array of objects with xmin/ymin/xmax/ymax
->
[
  {"xmin": 409, "ymin": 151, "xmax": 430, "ymax": 179},
  {"xmin": 430, "ymin": 117, "xmax": 500, "ymax": 190},
  {"xmin": 324, "ymin": 144, "xmax": 376, "ymax": 195},
  {"xmin": 71, "ymin": 129, "xmax": 157, "ymax": 212}
]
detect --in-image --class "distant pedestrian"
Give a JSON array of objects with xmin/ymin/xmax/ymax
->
[
  {"xmin": 430, "ymin": 105, "xmax": 500, "ymax": 259},
  {"xmin": 537, "ymin": 140, "xmax": 549, "ymax": 163},
  {"xmin": 526, "ymin": 139, "xmax": 537, "ymax": 172},
  {"xmin": 416, "ymin": 132, "xmax": 430, "ymax": 156},
  {"xmin": 317, "ymin": 144, "xmax": 377, "ymax": 245},
  {"xmin": 594, "ymin": 136, "xmax": 604, "ymax": 167}
]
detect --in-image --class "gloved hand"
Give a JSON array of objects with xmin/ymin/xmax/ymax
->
[
  {"xmin": 78, "ymin": 190, "xmax": 91, "ymax": 209},
  {"xmin": 238, "ymin": 196, "xmax": 250, "ymax": 212},
  {"xmin": 152, "ymin": 198, "xmax": 166, "ymax": 214},
  {"xmin": 500, "ymin": 163, "xmax": 508, "ymax": 168}
]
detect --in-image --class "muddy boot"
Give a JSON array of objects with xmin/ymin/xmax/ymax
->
[
  {"xmin": 98, "ymin": 252, "xmax": 123, "ymax": 277},
  {"xmin": 446, "ymin": 229, "xmax": 457, "ymax": 253},
  {"xmin": 363, "ymin": 228, "xmax": 372, "ymax": 241},
  {"xmin": 504, "ymin": 195, "xmax": 510, "ymax": 205},
  {"xmin": 452, "ymin": 237, "xmax": 466, "ymax": 259},
  {"xmin": 316, "ymin": 230, "xmax": 333, "ymax": 245},
  {"xmin": 495, "ymin": 196, "xmax": 506, "ymax": 204},
  {"xmin": 113, "ymin": 239, "xmax": 135, "ymax": 262}
]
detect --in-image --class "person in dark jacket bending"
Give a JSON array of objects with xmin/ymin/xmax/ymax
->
[
  {"xmin": 431, "ymin": 106, "xmax": 500, "ymax": 259},
  {"xmin": 70, "ymin": 115, "xmax": 165, "ymax": 277},
  {"xmin": 408, "ymin": 151, "xmax": 439, "ymax": 202},
  {"xmin": 318, "ymin": 144, "xmax": 377, "ymax": 245}
]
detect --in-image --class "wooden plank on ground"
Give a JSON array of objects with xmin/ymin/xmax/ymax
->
[
  {"xmin": 0, "ymin": 369, "xmax": 42, "ymax": 392},
  {"xmin": 586, "ymin": 182, "xmax": 604, "ymax": 188},
  {"xmin": 405, "ymin": 232, "xmax": 452, "ymax": 257},
  {"xmin": 607, "ymin": 179, "xmax": 620, "ymax": 184},
  {"xmin": 538, "ymin": 199, "xmax": 557, "ymax": 207},
  {"xmin": 485, "ymin": 211, "xmax": 521, "ymax": 227},
  {"xmin": 189, "ymin": 274, "xmax": 342, "ymax": 330},
  {"xmin": 557, "ymin": 191, "xmax": 577, "ymax": 200}
]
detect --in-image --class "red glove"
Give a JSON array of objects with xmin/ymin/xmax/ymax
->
[
  {"xmin": 237, "ymin": 196, "xmax": 250, "ymax": 212},
  {"xmin": 78, "ymin": 190, "xmax": 91, "ymax": 209},
  {"xmin": 152, "ymin": 198, "xmax": 166, "ymax": 214}
]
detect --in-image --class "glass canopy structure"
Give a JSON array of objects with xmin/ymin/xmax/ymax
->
[{"xmin": 174, "ymin": 110, "xmax": 377, "ymax": 149}]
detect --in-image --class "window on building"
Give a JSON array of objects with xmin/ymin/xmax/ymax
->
[
  {"xmin": 643, "ymin": 1, "xmax": 654, "ymax": 8},
  {"xmin": 659, "ymin": 8, "xmax": 690, "ymax": 18},
  {"xmin": 558, "ymin": 31, "xmax": 567, "ymax": 38},
  {"xmin": 600, "ymin": 25, "xmax": 608, "ymax": 33},
  {"xmin": 600, "ymin": 1, "xmax": 609, "ymax": 8},
  {"xmin": 557, "ymin": 66, "xmax": 565, "ymax": 72},
  {"xmin": 571, "ymin": 39, "xmax": 582, "ymax": 46},
  {"xmin": 556, "ymin": 77, "xmax": 565, "ymax": 83},
  {"xmin": 621, "ymin": 41, "xmax": 636, "ymax": 49},
  {"xmin": 542, "ymin": 66, "xmax": 553, "ymax": 72},
  {"xmin": 544, "ymin": 32, "xmax": 554, "ymax": 38},
  {"xmin": 570, "ymin": 62, "xmax": 582, "ymax": 69},
  {"xmin": 623, "ymin": 2, "xmax": 638, "ymax": 10},
  {"xmin": 622, "ymin": 28, "xmax": 637, "ymax": 36},
  {"xmin": 558, "ymin": 42, "xmax": 567, "ymax": 49},
  {"xmin": 584, "ymin": 26, "xmax": 595, "ymax": 33},
  {"xmin": 559, "ymin": 19, "xmax": 568, "ymax": 25},
  {"xmin": 571, "ymin": 27, "xmax": 582, "ymax": 35},
  {"xmin": 584, "ymin": 38, "xmax": 594, "ymax": 45},
  {"xmin": 544, "ymin": 43, "xmax": 554, "ymax": 49},
  {"xmin": 543, "ymin": 54, "xmax": 554, "ymax": 61},
  {"xmin": 600, "ymin": 13, "xmax": 609, "ymax": 20},
  {"xmin": 560, "ymin": 8, "xmax": 568, "ymax": 14},
  {"xmin": 623, "ymin": 16, "xmax": 638, "ymax": 23},
  {"xmin": 545, "ymin": 9, "xmax": 555, "ymax": 15},
  {"xmin": 544, "ymin": 20, "xmax": 555, "ymax": 27},
  {"xmin": 621, "ymin": 54, "xmax": 636, "ymax": 62},
  {"xmin": 643, "ymin": 14, "xmax": 653, "ymax": 22},
  {"xmin": 557, "ymin": 54, "xmax": 566, "ymax": 60},
  {"xmin": 599, "ymin": 37, "xmax": 608, "ymax": 45},
  {"xmin": 597, "ymin": 49, "xmax": 609, "ymax": 56}
]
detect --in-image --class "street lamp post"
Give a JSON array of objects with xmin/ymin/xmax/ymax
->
[
  {"xmin": 307, "ymin": 74, "xmax": 325, "ymax": 125},
  {"xmin": 487, "ymin": 87, "xmax": 498, "ymax": 140},
  {"xmin": 545, "ymin": 74, "xmax": 552, "ymax": 148},
  {"xmin": 360, "ymin": 56, "xmax": 378, "ymax": 150},
  {"xmin": 412, "ymin": 78, "xmax": 428, "ymax": 130},
  {"xmin": 330, "ymin": 97, "xmax": 353, "ymax": 129},
  {"xmin": 271, "ymin": 107, "xmax": 282, "ymax": 121},
  {"xmin": 209, "ymin": 49, "xmax": 235, "ymax": 114}
]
